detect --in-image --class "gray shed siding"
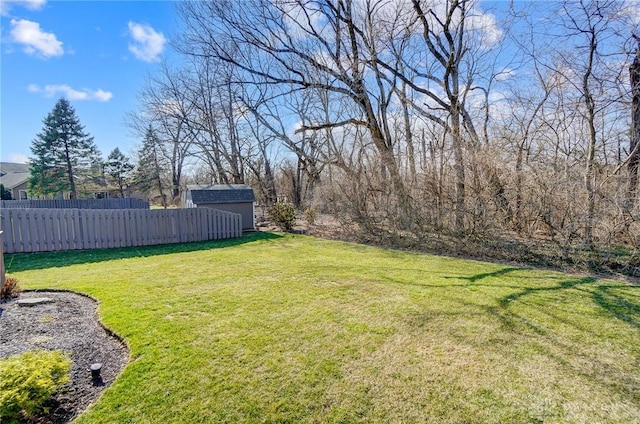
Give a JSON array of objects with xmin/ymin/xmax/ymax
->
[
  {"xmin": 184, "ymin": 184, "xmax": 255, "ymax": 231},
  {"xmin": 199, "ymin": 203, "xmax": 254, "ymax": 231}
]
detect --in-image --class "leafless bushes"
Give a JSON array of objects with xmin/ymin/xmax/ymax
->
[{"xmin": 311, "ymin": 137, "xmax": 640, "ymax": 276}]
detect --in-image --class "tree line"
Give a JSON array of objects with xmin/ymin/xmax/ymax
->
[
  {"xmin": 28, "ymin": 0, "xmax": 640, "ymax": 272},
  {"xmin": 130, "ymin": 1, "xmax": 639, "ymax": 264}
]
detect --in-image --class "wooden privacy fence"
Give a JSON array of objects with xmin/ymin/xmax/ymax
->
[
  {"xmin": 0, "ymin": 231, "xmax": 5, "ymax": 286},
  {"xmin": 0, "ymin": 208, "xmax": 242, "ymax": 253},
  {"xmin": 0, "ymin": 198, "xmax": 150, "ymax": 210}
]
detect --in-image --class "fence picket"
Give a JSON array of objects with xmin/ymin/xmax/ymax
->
[
  {"xmin": 32, "ymin": 209, "xmax": 44, "ymax": 252},
  {"xmin": 53, "ymin": 210, "xmax": 62, "ymax": 251},
  {"xmin": 114, "ymin": 209, "xmax": 124, "ymax": 248},
  {"xmin": 0, "ymin": 207, "xmax": 242, "ymax": 253},
  {"xmin": 132, "ymin": 209, "xmax": 142, "ymax": 247},
  {"xmin": 95, "ymin": 212, "xmax": 104, "ymax": 249},
  {"xmin": 20, "ymin": 210, "xmax": 31, "ymax": 253}
]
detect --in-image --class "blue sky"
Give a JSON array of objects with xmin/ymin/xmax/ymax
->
[
  {"xmin": 2, "ymin": 0, "xmax": 637, "ymax": 166},
  {"xmin": 1, "ymin": 0, "xmax": 178, "ymax": 163}
]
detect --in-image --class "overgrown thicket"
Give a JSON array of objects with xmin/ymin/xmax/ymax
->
[{"xmin": 136, "ymin": 0, "xmax": 640, "ymax": 275}]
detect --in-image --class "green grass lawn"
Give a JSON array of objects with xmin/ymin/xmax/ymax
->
[{"xmin": 6, "ymin": 232, "xmax": 640, "ymax": 423}]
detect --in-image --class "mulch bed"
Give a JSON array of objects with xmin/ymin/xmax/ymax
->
[{"xmin": 0, "ymin": 291, "xmax": 129, "ymax": 423}]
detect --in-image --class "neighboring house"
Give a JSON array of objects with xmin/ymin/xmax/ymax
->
[
  {"xmin": 0, "ymin": 162, "xmax": 30, "ymax": 200},
  {"xmin": 183, "ymin": 184, "xmax": 256, "ymax": 231},
  {"xmin": 0, "ymin": 162, "xmax": 109, "ymax": 200}
]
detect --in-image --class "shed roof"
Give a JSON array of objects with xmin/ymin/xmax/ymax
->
[{"xmin": 188, "ymin": 184, "xmax": 255, "ymax": 204}]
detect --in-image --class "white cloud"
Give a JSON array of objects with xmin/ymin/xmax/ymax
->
[
  {"xmin": 21, "ymin": 0, "xmax": 46, "ymax": 10},
  {"xmin": 28, "ymin": 84, "xmax": 113, "ymax": 102},
  {"xmin": 620, "ymin": 0, "xmax": 640, "ymax": 25},
  {"xmin": 92, "ymin": 89, "xmax": 113, "ymax": 102},
  {"xmin": 277, "ymin": 0, "xmax": 328, "ymax": 41},
  {"xmin": 495, "ymin": 68, "xmax": 516, "ymax": 81},
  {"xmin": 468, "ymin": 10, "xmax": 503, "ymax": 49},
  {"xmin": 127, "ymin": 21, "xmax": 166, "ymax": 62},
  {"xmin": 7, "ymin": 153, "xmax": 29, "ymax": 164},
  {"xmin": 153, "ymin": 98, "xmax": 182, "ymax": 117},
  {"xmin": 1, "ymin": 0, "xmax": 46, "ymax": 16},
  {"xmin": 9, "ymin": 19, "xmax": 63, "ymax": 58}
]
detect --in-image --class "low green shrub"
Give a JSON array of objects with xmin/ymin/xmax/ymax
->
[
  {"xmin": 268, "ymin": 201, "xmax": 296, "ymax": 231},
  {"xmin": 0, "ymin": 350, "xmax": 72, "ymax": 421}
]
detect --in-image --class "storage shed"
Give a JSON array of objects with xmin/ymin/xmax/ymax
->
[{"xmin": 183, "ymin": 184, "xmax": 255, "ymax": 231}]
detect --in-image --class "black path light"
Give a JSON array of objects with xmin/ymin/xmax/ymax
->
[{"xmin": 90, "ymin": 363, "xmax": 102, "ymax": 381}]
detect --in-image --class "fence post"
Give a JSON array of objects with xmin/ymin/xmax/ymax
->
[{"xmin": 0, "ymin": 231, "xmax": 5, "ymax": 287}]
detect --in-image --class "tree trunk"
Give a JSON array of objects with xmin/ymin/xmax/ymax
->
[
  {"xmin": 451, "ymin": 106, "xmax": 466, "ymax": 233},
  {"xmin": 65, "ymin": 143, "xmax": 77, "ymax": 200},
  {"xmin": 627, "ymin": 37, "xmax": 640, "ymax": 211},
  {"xmin": 401, "ymin": 79, "xmax": 417, "ymax": 184},
  {"xmin": 262, "ymin": 146, "xmax": 277, "ymax": 205},
  {"xmin": 118, "ymin": 177, "xmax": 126, "ymax": 198},
  {"xmin": 582, "ymin": 25, "xmax": 597, "ymax": 250}
]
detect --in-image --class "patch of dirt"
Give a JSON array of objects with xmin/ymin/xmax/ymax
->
[{"xmin": 0, "ymin": 291, "xmax": 129, "ymax": 423}]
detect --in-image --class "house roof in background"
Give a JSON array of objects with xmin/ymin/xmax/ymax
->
[
  {"xmin": 188, "ymin": 184, "xmax": 255, "ymax": 204},
  {"xmin": 0, "ymin": 162, "xmax": 29, "ymax": 174},
  {"xmin": 0, "ymin": 162, "xmax": 30, "ymax": 189}
]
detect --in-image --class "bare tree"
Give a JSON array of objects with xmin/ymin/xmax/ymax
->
[
  {"xmin": 136, "ymin": 63, "xmax": 196, "ymax": 201},
  {"xmin": 552, "ymin": 0, "xmax": 631, "ymax": 248},
  {"xmin": 179, "ymin": 57, "xmax": 249, "ymax": 185},
  {"xmin": 627, "ymin": 36, "xmax": 640, "ymax": 210},
  {"xmin": 374, "ymin": 0, "xmax": 500, "ymax": 232},
  {"xmin": 177, "ymin": 0, "xmax": 415, "ymax": 224},
  {"xmin": 152, "ymin": 0, "xmax": 640, "ymax": 272}
]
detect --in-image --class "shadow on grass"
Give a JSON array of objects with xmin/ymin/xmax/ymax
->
[
  {"xmin": 592, "ymin": 284, "xmax": 640, "ymax": 329},
  {"xmin": 440, "ymin": 267, "xmax": 640, "ymax": 332},
  {"xmin": 477, "ymin": 276, "xmax": 600, "ymax": 338},
  {"xmin": 492, "ymin": 275, "xmax": 640, "ymax": 331},
  {"xmin": 4, "ymin": 231, "xmax": 282, "ymax": 273},
  {"xmin": 382, "ymin": 265, "xmax": 638, "ymax": 401},
  {"xmin": 486, "ymin": 275, "xmax": 640, "ymax": 398},
  {"xmin": 457, "ymin": 267, "xmax": 521, "ymax": 282},
  {"xmin": 497, "ymin": 276, "xmax": 599, "ymax": 308}
]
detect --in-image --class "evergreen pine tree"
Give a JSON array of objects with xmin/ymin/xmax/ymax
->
[
  {"xmin": 0, "ymin": 184, "xmax": 12, "ymax": 200},
  {"xmin": 104, "ymin": 148, "xmax": 134, "ymax": 197},
  {"xmin": 28, "ymin": 98, "xmax": 101, "ymax": 199},
  {"xmin": 135, "ymin": 126, "xmax": 167, "ymax": 207}
]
